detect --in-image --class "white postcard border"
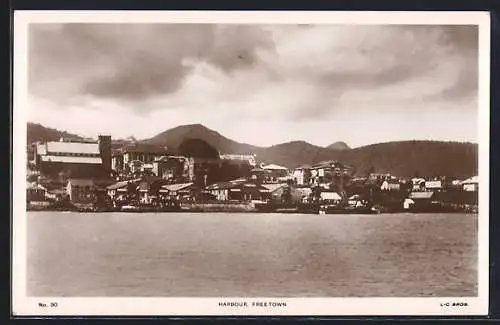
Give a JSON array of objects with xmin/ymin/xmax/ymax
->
[{"xmin": 12, "ymin": 10, "xmax": 491, "ymax": 316}]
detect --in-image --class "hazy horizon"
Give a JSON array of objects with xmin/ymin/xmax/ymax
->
[{"xmin": 27, "ymin": 24, "xmax": 479, "ymax": 148}]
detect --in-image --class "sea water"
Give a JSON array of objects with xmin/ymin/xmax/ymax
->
[{"xmin": 26, "ymin": 212, "xmax": 478, "ymax": 297}]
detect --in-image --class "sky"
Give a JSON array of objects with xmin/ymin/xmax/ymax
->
[{"xmin": 27, "ymin": 23, "xmax": 479, "ymax": 148}]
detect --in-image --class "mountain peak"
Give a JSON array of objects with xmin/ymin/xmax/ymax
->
[{"xmin": 326, "ymin": 141, "xmax": 351, "ymax": 151}]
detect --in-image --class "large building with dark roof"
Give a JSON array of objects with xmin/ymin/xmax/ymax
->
[
  {"xmin": 32, "ymin": 135, "xmax": 112, "ymax": 178},
  {"xmin": 111, "ymin": 144, "xmax": 170, "ymax": 172}
]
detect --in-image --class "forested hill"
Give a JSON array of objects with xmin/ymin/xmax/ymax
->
[{"xmin": 27, "ymin": 123, "xmax": 85, "ymax": 144}]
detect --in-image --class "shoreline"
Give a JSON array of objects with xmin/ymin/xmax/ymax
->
[
  {"xmin": 27, "ymin": 200, "xmax": 479, "ymax": 214},
  {"xmin": 26, "ymin": 207, "xmax": 479, "ymax": 215}
]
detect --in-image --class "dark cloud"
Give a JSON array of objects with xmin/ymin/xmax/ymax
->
[
  {"xmin": 290, "ymin": 25, "xmax": 478, "ymax": 119},
  {"xmin": 28, "ymin": 23, "xmax": 275, "ymax": 102},
  {"xmin": 28, "ymin": 23, "xmax": 479, "ymax": 119}
]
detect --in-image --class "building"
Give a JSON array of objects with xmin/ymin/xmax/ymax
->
[
  {"xmin": 425, "ymin": 180, "xmax": 443, "ymax": 192},
  {"xmin": 249, "ymin": 167, "xmax": 266, "ymax": 184},
  {"xmin": 219, "ymin": 154, "xmax": 257, "ymax": 167},
  {"xmin": 106, "ymin": 180, "xmax": 132, "ymax": 201},
  {"xmin": 206, "ymin": 178, "xmax": 268, "ymax": 201},
  {"xmin": 411, "ymin": 178, "xmax": 426, "ymax": 191},
  {"xmin": 368, "ymin": 173, "xmax": 392, "ymax": 181},
  {"xmin": 26, "ymin": 182, "xmax": 47, "ymax": 202},
  {"xmin": 461, "ymin": 176, "xmax": 478, "ymax": 192},
  {"xmin": 159, "ymin": 182, "xmax": 196, "ymax": 200},
  {"xmin": 380, "ymin": 179, "xmax": 401, "ymax": 191},
  {"xmin": 261, "ymin": 183, "xmax": 312, "ymax": 204},
  {"xmin": 405, "ymin": 191, "xmax": 436, "ymax": 210},
  {"xmin": 309, "ymin": 160, "xmax": 354, "ymax": 188},
  {"xmin": 66, "ymin": 179, "xmax": 96, "ymax": 203},
  {"xmin": 320, "ymin": 191, "xmax": 343, "ymax": 203},
  {"xmin": 292, "ymin": 164, "xmax": 311, "ymax": 186},
  {"xmin": 33, "ymin": 136, "xmax": 112, "ymax": 179},
  {"xmin": 261, "ymin": 164, "xmax": 289, "ymax": 183},
  {"xmin": 152, "ymin": 156, "xmax": 190, "ymax": 182},
  {"xmin": 111, "ymin": 144, "xmax": 170, "ymax": 172}
]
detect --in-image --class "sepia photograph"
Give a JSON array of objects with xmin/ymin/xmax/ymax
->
[{"xmin": 12, "ymin": 11, "xmax": 490, "ymax": 316}]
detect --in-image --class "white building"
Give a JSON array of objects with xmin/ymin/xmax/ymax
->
[
  {"xmin": 380, "ymin": 179, "xmax": 401, "ymax": 191},
  {"xmin": 461, "ymin": 176, "xmax": 478, "ymax": 192},
  {"xmin": 425, "ymin": 180, "xmax": 443, "ymax": 192},
  {"xmin": 219, "ymin": 154, "xmax": 257, "ymax": 167},
  {"xmin": 292, "ymin": 165, "xmax": 311, "ymax": 186}
]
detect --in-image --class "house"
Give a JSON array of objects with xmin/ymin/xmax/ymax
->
[
  {"xmin": 106, "ymin": 180, "xmax": 131, "ymax": 201},
  {"xmin": 111, "ymin": 144, "xmax": 170, "ymax": 172},
  {"xmin": 261, "ymin": 183, "xmax": 306, "ymax": 204},
  {"xmin": 129, "ymin": 160, "xmax": 144, "ymax": 174},
  {"xmin": 206, "ymin": 178, "xmax": 268, "ymax": 202},
  {"xmin": 136, "ymin": 176, "xmax": 165, "ymax": 204},
  {"xmin": 141, "ymin": 163, "xmax": 154, "ymax": 174},
  {"xmin": 408, "ymin": 191, "xmax": 435, "ymax": 200},
  {"xmin": 309, "ymin": 160, "xmax": 353, "ymax": 188},
  {"xmin": 411, "ymin": 178, "xmax": 426, "ymax": 191},
  {"xmin": 250, "ymin": 167, "xmax": 267, "ymax": 184},
  {"xmin": 403, "ymin": 198, "xmax": 414, "ymax": 209},
  {"xmin": 296, "ymin": 187, "xmax": 313, "ymax": 202},
  {"xmin": 292, "ymin": 164, "xmax": 311, "ymax": 186},
  {"xmin": 380, "ymin": 179, "xmax": 401, "ymax": 191},
  {"xmin": 159, "ymin": 182, "xmax": 196, "ymax": 200},
  {"xmin": 261, "ymin": 164, "xmax": 289, "ymax": 183},
  {"xmin": 26, "ymin": 182, "xmax": 47, "ymax": 202},
  {"xmin": 44, "ymin": 189, "xmax": 68, "ymax": 201},
  {"xmin": 184, "ymin": 156, "xmax": 220, "ymax": 186},
  {"xmin": 320, "ymin": 191, "xmax": 343, "ymax": 203},
  {"xmin": 219, "ymin": 153, "xmax": 257, "ymax": 167},
  {"xmin": 348, "ymin": 194, "xmax": 366, "ymax": 207},
  {"xmin": 33, "ymin": 135, "xmax": 112, "ymax": 178},
  {"xmin": 368, "ymin": 173, "xmax": 392, "ymax": 181},
  {"xmin": 461, "ymin": 176, "xmax": 478, "ymax": 192},
  {"xmin": 152, "ymin": 156, "xmax": 190, "ymax": 182},
  {"xmin": 406, "ymin": 191, "xmax": 437, "ymax": 210},
  {"xmin": 425, "ymin": 180, "xmax": 443, "ymax": 192},
  {"xmin": 66, "ymin": 179, "xmax": 96, "ymax": 203}
]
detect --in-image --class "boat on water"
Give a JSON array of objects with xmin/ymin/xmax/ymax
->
[{"xmin": 318, "ymin": 204, "xmax": 380, "ymax": 215}]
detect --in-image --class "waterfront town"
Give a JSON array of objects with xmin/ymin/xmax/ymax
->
[{"xmin": 25, "ymin": 134, "xmax": 479, "ymax": 214}]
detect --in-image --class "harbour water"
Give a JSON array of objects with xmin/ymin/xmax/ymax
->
[{"xmin": 27, "ymin": 212, "xmax": 478, "ymax": 297}]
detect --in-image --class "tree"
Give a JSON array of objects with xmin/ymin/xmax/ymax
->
[
  {"xmin": 126, "ymin": 182, "xmax": 139, "ymax": 202},
  {"xmin": 178, "ymin": 138, "xmax": 219, "ymax": 159},
  {"xmin": 281, "ymin": 186, "xmax": 292, "ymax": 205}
]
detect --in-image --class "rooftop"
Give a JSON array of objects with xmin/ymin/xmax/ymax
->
[
  {"xmin": 409, "ymin": 191, "xmax": 434, "ymax": 199},
  {"xmin": 262, "ymin": 164, "xmax": 288, "ymax": 170},
  {"xmin": 461, "ymin": 176, "xmax": 478, "ymax": 185},
  {"xmin": 67, "ymin": 179, "xmax": 95, "ymax": 187},
  {"xmin": 46, "ymin": 141, "xmax": 100, "ymax": 155},
  {"xmin": 206, "ymin": 178, "xmax": 248, "ymax": 190},
  {"xmin": 40, "ymin": 155, "xmax": 102, "ymax": 164},
  {"xmin": 161, "ymin": 182, "xmax": 194, "ymax": 192},
  {"xmin": 261, "ymin": 183, "xmax": 287, "ymax": 192},
  {"xmin": 106, "ymin": 180, "xmax": 130, "ymax": 190}
]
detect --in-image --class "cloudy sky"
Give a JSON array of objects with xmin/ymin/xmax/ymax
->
[{"xmin": 27, "ymin": 23, "xmax": 478, "ymax": 148}]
